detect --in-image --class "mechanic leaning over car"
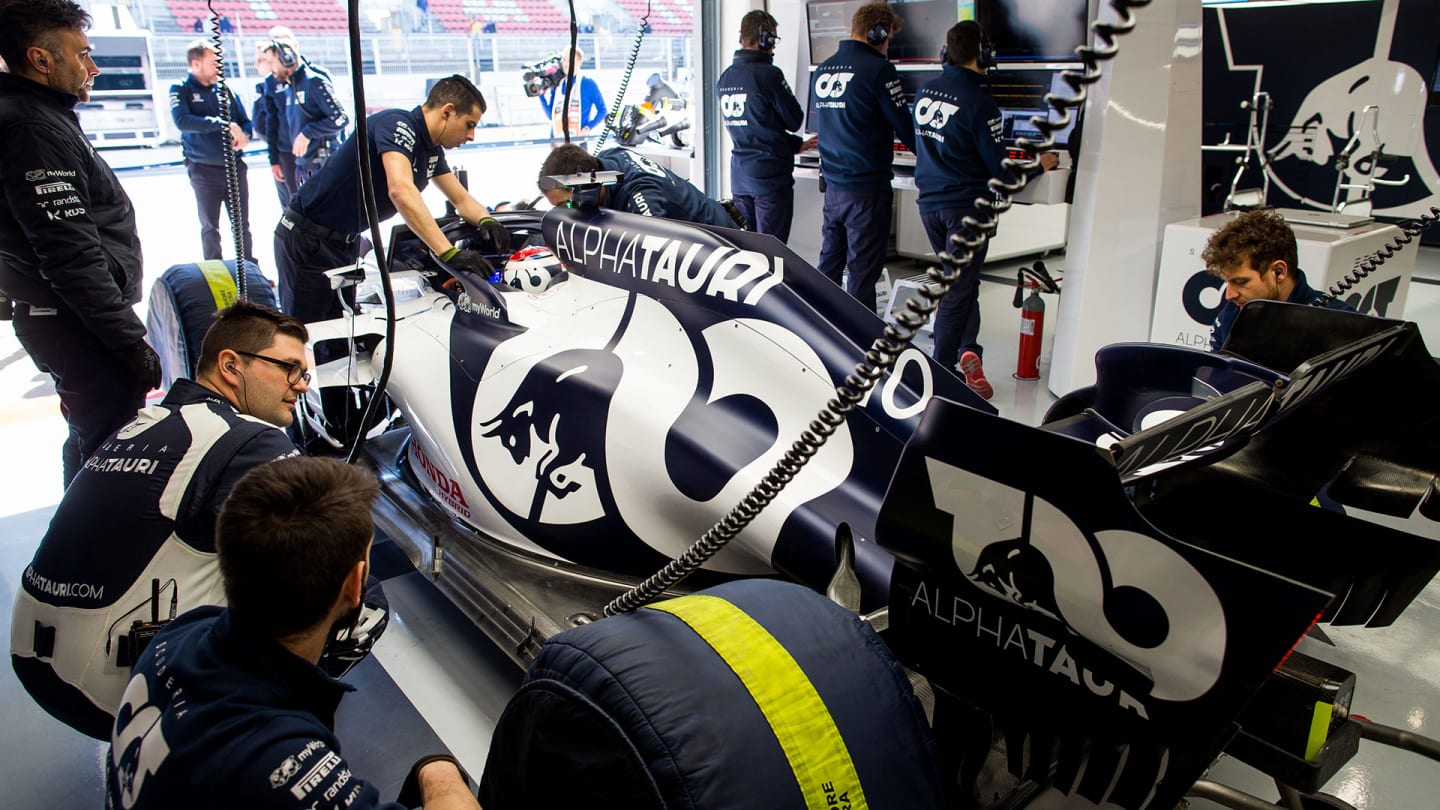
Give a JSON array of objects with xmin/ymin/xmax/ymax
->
[
  {"xmin": 106, "ymin": 457, "xmax": 475, "ymax": 810},
  {"xmin": 0, "ymin": 0, "xmax": 162, "ymax": 487},
  {"xmin": 538, "ymin": 144, "xmax": 738, "ymax": 228},
  {"xmin": 1203, "ymin": 208, "xmax": 1355, "ymax": 351},
  {"xmin": 716, "ymin": 9, "xmax": 810, "ymax": 242},
  {"xmin": 11, "ymin": 302, "xmax": 389, "ymax": 741},
  {"xmin": 275, "ymin": 73, "xmax": 510, "ymax": 327},
  {"xmin": 811, "ymin": 1, "xmax": 917, "ymax": 313}
]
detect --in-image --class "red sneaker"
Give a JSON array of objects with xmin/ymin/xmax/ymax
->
[{"xmin": 958, "ymin": 350, "xmax": 993, "ymax": 400}]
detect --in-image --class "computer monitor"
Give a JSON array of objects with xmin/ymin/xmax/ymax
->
[
  {"xmin": 806, "ymin": 0, "xmax": 865, "ymax": 64},
  {"xmin": 987, "ymin": 67, "xmax": 1080, "ymax": 147},
  {"xmin": 888, "ymin": 0, "xmax": 962, "ymax": 63},
  {"xmin": 968, "ymin": 0, "xmax": 1089, "ymax": 63}
]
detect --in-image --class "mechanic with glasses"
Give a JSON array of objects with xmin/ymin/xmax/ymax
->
[{"xmin": 11, "ymin": 302, "xmax": 389, "ymax": 740}]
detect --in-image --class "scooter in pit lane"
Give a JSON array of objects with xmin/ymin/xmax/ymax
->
[{"xmin": 298, "ymin": 204, "xmax": 1440, "ymax": 809}]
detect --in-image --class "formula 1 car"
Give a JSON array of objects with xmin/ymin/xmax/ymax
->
[{"xmin": 299, "ymin": 203, "xmax": 1440, "ymax": 809}]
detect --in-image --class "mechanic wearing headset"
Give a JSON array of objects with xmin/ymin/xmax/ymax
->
[
  {"xmin": 1203, "ymin": 208, "xmax": 1354, "ymax": 351},
  {"xmin": 170, "ymin": 39, "xmax": 255, "ymax": 262},
  {"xmin": 275, "ymin": 74, "xmax": 509, "ymax": 327},
  {"xmin": 912, "ymin": 21, "xmax": 1059, "ymax": 400},
  {"xmin": 538, "ymin": 143, "xmax": 738, "ymax": 228},
  {"xmin": 812, "ymin": 1, "xmax": 917, "ymax": 313},
  {"xmin": 264, "ymin": 36, "xmax": 349, "ymax": 187},
  {"xmin": 716, "ymin": 10, "xmax": 812, "ymax": 241},
  {"xmin": 106, "ymin": 458, "xmax": 472, "ymax": 810},
  {"xmin": 255, "ymin": 28, "xmax": 301, "ymax": 204},
  {"xmin": 12, "ymin": 303, "xmax": 388, "ymax": 741},
  {"xmin": 0, "ymin": 0, "xmax": 161, "ymax": 487}
]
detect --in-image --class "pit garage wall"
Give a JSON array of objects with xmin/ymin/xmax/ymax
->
[{"xmin": 1201, "ymin": 0, "xmax": 1440, "ymax": 235}]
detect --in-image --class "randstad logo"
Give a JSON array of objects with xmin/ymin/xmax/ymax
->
[
  {"xmin": 915, "ymin": 97, "xmax": 960, "ymax": 129},
  {"xmin": 813, "ymin": 72, "xmax": 854, "ymax": 99},
  {"xmin": 720, "ymin": 93, "xmax": 748, "ymax": 119}
]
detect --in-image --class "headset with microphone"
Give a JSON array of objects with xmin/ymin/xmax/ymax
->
[
  {"xmin": 758, "ymin": 21, "xmax": 779, "ymax": 51},
  {"xmin": 865, "ymin": 20, "xmax": 890, "ymax": 47},
  {"xmin": 270, "ymin": 40, "xmax": 298, "ymax": 70},
  {"xmin": 940, "ymin": 23, "xmax": 995, "ymax": 70}
]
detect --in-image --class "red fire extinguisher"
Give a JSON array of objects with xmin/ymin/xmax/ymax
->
[{"xmin": 1013, "ymin": 261, "xmax": 1060, "ymax": 381}]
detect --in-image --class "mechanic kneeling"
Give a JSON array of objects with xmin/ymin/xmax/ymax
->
[{"xmin": 107, "ymin": 457, "xmax": 476, "ymax": 810}]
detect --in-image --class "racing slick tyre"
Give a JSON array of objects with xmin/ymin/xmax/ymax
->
[
  {"xmin": 146, "ymin": 260, "xmax": 277, "ymax": 388},
  {"xmin": 478, "ymin": 579, "xmax": 949, "ymax": 809}
]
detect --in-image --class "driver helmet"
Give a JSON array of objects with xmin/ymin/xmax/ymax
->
[{"xmin": 503, "ymin": 246, "xmax": 564, "ymax": 293}]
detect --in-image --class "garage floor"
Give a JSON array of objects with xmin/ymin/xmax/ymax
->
[{"xmin": 2, "ymin": 144, "xmax": 1438, "ymax": 807}]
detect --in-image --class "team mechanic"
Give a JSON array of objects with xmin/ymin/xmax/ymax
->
[
  {"xmin": 716, "ymin": 9, "xmax": 811, "ymax": 241},
  {"xmin": 912, "ymin": 21, "xmax": 1058, "ymax": 399},
  {"xmin": 266, "ymin": 37, "xmax": 349, "ymax": 187},
  {"xmin": 812, "ymin": 1, "xmax": 917, "ymax": 312},
  {"xmin": 1204, "ymin": 208, "xmax": 1355, "ymax": 351},
  {"xmin": 107, "ymin": 458, "xmax": 474, "ymax": 810},
  {"xmin": 275, "ymin": 74, "xmax": 509, "ymax": 325},
  {"xmin": 10, "ymin": 303, "xmax": 388, "ymax": 740},
  {"xmin": 171, "ymin": 39, "xmax": 256, "ymax": 262},
  {"xmin": 0, "ymin": 0, "xmax": 161, "ymax": 486},
  {"xmin": 538, "ymin": 144, "xmax": 737, "ymax": 227}
]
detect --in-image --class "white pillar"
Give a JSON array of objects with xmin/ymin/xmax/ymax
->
[{"xmin": 1048, "ymin": 0, "xmax": 1203, "ymax": 395}]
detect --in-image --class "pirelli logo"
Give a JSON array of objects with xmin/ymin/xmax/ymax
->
[{"xmin": 291, "ymin": 751, "xmax": 342, "ymax": 799}]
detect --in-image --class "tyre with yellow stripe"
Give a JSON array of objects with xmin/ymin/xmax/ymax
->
[
  {"xmin": 145, "ymin": 259, "xmax": 277, "ymax": 388},
  {"xmin": 478, "ymin": 579, "xmax": 948, "ymax": 809}
]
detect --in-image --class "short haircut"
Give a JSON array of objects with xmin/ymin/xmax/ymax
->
[
  {"xmin": 538, "ymin": 144, "xmax": 602, "ymax": 189},
  {"xmin": 186, "ymin": 39, "xmax": 215, "ymax": 65},
  {"xmin": 425, "ymin": 74, "xmax": 486, "ymax": 116},
  {"xmin": 0, "ymin": 0, "xmax": 90, "ymax": 72},
  {"xmin": 267, "ymin": 25, "xmax": 297, "ymax": 45},
  {"xmin": 740, "ymin": 10, "xmax": 777, "ymax": 48},
  {"xmin": 946, "ymin": 20, "xmax": 983, "ymax": 66},
  {"xmin": 217, "ymin": 457, "xmax": 379, "ymax": 638},
  {"xmin": 851, "ymin": 1, "xmax": 902, "ymax": 41},
  {"xmin": 196, "ymin": 300, "xmax": 309, "ymax": 377},
  {"xmin": 1202, "ymin": 209, "xmax": 1299, "ymax": 277}
]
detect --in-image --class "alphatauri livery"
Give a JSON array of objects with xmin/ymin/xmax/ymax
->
[
  {"xmin": 11, "ymin": 380, "xmax": 295, "ymax": 739},
  {"xmin": 716, "ymin": 49, "xmax": 805, "ymax": 196},
  {"xmin": 811, "ymin": 40, "xmax": 915, "ymax": 192},
  {"xmin": 169, "ymin": 74, "xmax": 253, "ymax": 167},
  {"xmin": 282, "ymin": 60, "xmax": 348, "ymax": 171},
  {"xmin": 912, "ymin": 63, "xmax": 1012, "ymax": 212},
  {"xmin": 592, "ymin": 147, "xmax": 735, "ymax": 227}
]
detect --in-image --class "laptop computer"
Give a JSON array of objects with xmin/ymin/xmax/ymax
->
[{"xmin": 1277, "ymin": 208, "xmax": 1375, "ymax": 229}]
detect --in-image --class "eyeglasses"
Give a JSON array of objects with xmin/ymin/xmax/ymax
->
[{"xmin": 237, "ymin": 351, "xmax": 312, "ymax": 385}]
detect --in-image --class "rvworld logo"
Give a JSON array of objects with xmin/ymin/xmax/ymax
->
[{"xmin": 550, "ymin": 219, "xmax": 786, "ymax": 306}]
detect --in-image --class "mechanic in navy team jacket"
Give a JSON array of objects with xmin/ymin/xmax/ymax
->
[
  {"xmin": 106, "ymin": 457, "xmax": 477, "ymax": 810},
  {"xmin": 811, "ymin": 2, "xmax": 917, "ymax": 312},
  {"xmin": 912, "ymin": 21, "xmax": 1058, "ymax": 399},
  {"xmin": 265, "ymin": 37, "xmax": 349, "ymax": 187},
  {"xmin": 716, "ymin": 10, "xmax": 811, "ymax": 242},
  {"xmin": 171, "ymin": 39, "xmax": 255, "ymax": 262},
  {"xmin": 539, "ymin": 144, "xmax": 737, "ymax": 228},
  {"xmin": 0, "ymin": 0, "xmax": 161, "ymax": 486},
  {"xmin": 275, "ymin": 75, "xmax": 508, "ymax": 326},
  {"xmin": 1204, "ymin": 208, "xmax": 1355, "ymax": 351}
]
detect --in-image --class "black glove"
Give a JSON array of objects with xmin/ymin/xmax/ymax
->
[
  {"xmin": 396, "ymin": 754, "xmax": 472, "ymax": 808},
  {"xmin": 474, "ymin": 216, "xmax": 511, "ymax": 254},
  {"xmin": 123, "ymin": 340, "xmax": 162, "ymax": 394},
  {"xmin": 443, "ymin": 247, "xmax": 494, "ymax": 278}
]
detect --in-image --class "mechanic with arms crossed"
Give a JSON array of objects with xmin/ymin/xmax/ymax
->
[
  {"xmin": 716, "ymin": 10, "xmax": 812, "ymax": 241},
  {"xmin": 1204, "ymin": 208, "xmax": 1355, "ymax": 351},
  {"xmin": 107, "ymin": 457, "xmax": 475, "ymax": 810},
  {"xmin": 912, "ymin": 21, "xmax": 1058, "ymax": 399},
  {"xmin": 812, "ymin": 1, "xmax": 917, "ymax": 312},
  {"xmin": 275, "ymin": 74, "xmax": 510, "ymax": 325},
  {"xmin": 539, "ymin": 144, "xmax": 737, "ymax": 227},
  {"xmin": 11, "ymin": 303, "xmax": 388, "ymax": 740},
  {"xmin": 0, "ymin": 0, "xmax": 161, "ymax": 486}
]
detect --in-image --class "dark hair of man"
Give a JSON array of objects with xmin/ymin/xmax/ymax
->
[
  {"xmin": 195, "ymin": 301, "xmax": 309, "ymax": 377},
  {"xmin": 946, "ymin": 20, "xmax": 982, "ymax": 66},
  {"xmin": 850, "ymin": 1, "xmax": 902, "ymax": 41},
  {"xmin": 217, "ymin": 457, "xmax": 379, "ymax": 639},
  {"xmin": 426, "ymin": 74, "xmax": 486, "ymax": 116},
  {"xmin": 0, "ymin": 0, "xmax": 90, "ymax": 71},
  {"xmin": 538, "ymin": 143, "xmax": 602, "ymax": 187},
  {"xmin": 186, "ymin": 41, "xmax": 213, "ymax": 65},
  {"xmin": 1201, "ymin": 209, "xmax": 1299, "ymax": 278},
  {"xmin": 740, "ymin": 10, "xmax": 777, "ymax": 49}
]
